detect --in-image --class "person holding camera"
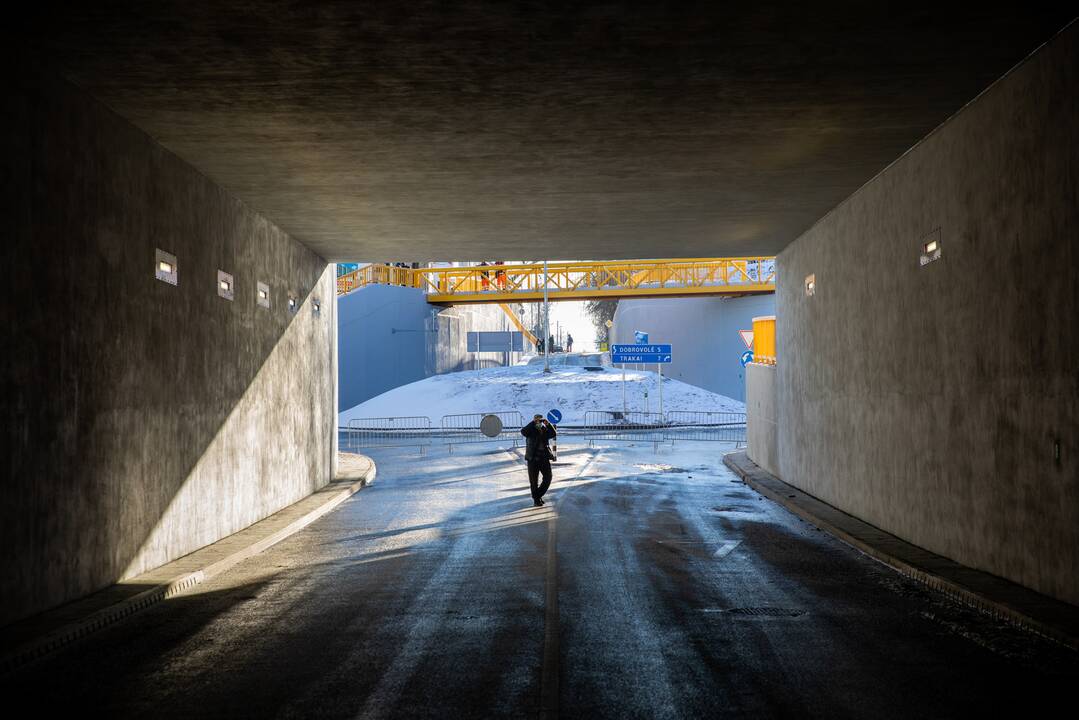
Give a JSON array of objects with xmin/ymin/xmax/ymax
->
[{"xmin": 521, "ymin": 414, "xmax": 557, "ymax": 506}]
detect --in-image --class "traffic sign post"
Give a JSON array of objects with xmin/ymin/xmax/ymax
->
[
  {"xmin": 610, "ymin": 344, "xmax": 672, "ymax": 364},
  {"xmin": 611, "ymin": 344, "xmax": 673, "ymax": 414},
  {"xmin": 547, "ymin": 409, "xmax": 562, "ymax": 425},
  {"xmin": 739, "ymin": 330, "xmax": 754, "ymax": 351},
  {"xmin": 658, "ymin": 363, "xmax": 663, "ymax": 416}
]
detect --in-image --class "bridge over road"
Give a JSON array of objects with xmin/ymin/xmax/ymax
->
[{"xmin": 337, "ymin": 257, "xmax": 776, "ymax": 304}]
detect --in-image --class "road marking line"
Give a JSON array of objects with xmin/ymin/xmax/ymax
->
[
  {"xmin": 714, "ymin": 540, "xmax": 741, "ymax": 558},
  {"xmin": 540, "ymin": 510, "xmax": 559, "ymax": 720}
]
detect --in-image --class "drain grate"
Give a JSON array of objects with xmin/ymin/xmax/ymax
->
[{"xmin": 726, "ymin": 607, "xmax": 806, "ymax": 618}]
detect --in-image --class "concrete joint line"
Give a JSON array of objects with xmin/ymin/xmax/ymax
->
[
  {"xmin": 1, "ymin": 467, "xmax": 375, "ymax": 677},
  {"xmin": 722, "ymin": 452, "xmax": 1079, "ymax": 650}
]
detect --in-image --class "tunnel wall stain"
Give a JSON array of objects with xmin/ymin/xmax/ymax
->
[
  {"xmin": 1, "ymin": 62, "xmax": 336, "ymax": 625},
  {"xmin": 775, "ymin": 24, "xmax": 1078, "ymax": 605}
]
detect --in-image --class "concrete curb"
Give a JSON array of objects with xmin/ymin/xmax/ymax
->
[
  {"xmin": 1, "ymin": 454, "xmax": 376, "ymax": 675},
  {"xmin": 723, "ymin": 451, "xmax": 1079, "ymax": 650}
]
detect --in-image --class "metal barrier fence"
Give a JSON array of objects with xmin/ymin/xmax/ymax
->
[
  {"xmin": 663, "ymin": 411, "xmax": 746, "ymax": 443},
  {"xmin": 340, "ymin": 409, "xmax": 746, "ymax": 454},
  {"xmin": 583, "ymin": 411, "xmax": 668, "ymax": 446},
  {"xmin": 344, "ymin": 416, "xmax": 433, "ymax": 451},
  {"xmin": 440, "ymin": 411, "xmax": 525, "ymax": 450}
]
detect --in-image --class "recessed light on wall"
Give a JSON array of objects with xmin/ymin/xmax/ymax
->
[
  {"xmin": 312, "ymin": 299, "xmax": 322, "ymax": 316},
  {"xmin": 257, "ymin": 281, "xmax": 271, "ymax": 308},
  {"xmin": 288, "ymin": 295, "xmax": 298, "ymax": 313},
  {"xmin": 920, "ymin": 229, "xmax": 942, "ymax": 266},
  {"xmin": 217, "ymin": 270, "xmax": 234, "ymax": 301},
  {"xmin": 155, "ymin": 249, "xmax": 178, "ymax": 285},
  {"xmin": 804, "ymin": 274, "xmax": 816, "ymax": 297}
]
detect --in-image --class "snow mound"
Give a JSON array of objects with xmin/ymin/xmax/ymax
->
[{"xmin": 339, "ymin": 364, "xmax": 744, "ymax": 426}]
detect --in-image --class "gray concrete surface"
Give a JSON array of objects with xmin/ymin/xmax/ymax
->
[
  {"xmin": 0, "ymin": 453, "xmax": 375, "ymax": 674},
  {"xmin": 10, "ymin": 4, "xmax": 1074, "ymax": 260},
  {"xmin": 746, "ymin": 364, "xmax": 779, "ymax": 477},
  {"xmin": 338, "ymin": 285, "xmax": 525, "ymax": 412},
  {"xmin": 612, "ymin": 293, "xmax": 775, "ymax": 402},
  {"xmin": 775, "ymin": 23, "xmax": 1079, "ymax": 605},
  {"xmin": 1, "ymin": 63, "xmax": 336, "ymax": 626},
  {"xmin": 2, "ymin": 442, "xmax": 1075, "ymax": 718},
  {"xmin": 725, "ymin": 451, "xmax": 1079, "ymax": 649}
]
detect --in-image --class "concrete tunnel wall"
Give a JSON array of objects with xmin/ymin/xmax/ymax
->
[
  {"xmin": 774, "ymin": 24, "xmax": 1078, "ymax": 605},
  {"xmin": 1, "ymin": 63, "xmax": 337, "ymax": 625},
  {"xmin": 337, "ymin": 285, "xmax": 524, "ymax": 412},
  {"xmin": 746, "ymin": 364, "xmax": 779, "ymax": 478}
]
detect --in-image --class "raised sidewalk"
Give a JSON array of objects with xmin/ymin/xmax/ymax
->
[
  {"xmin": 0, "ymin": 453, "xmax": 375, "ymax": 675},
  {"xmin": 724, "ymin": 450, "xmax": 1079, "ymax": 650}
]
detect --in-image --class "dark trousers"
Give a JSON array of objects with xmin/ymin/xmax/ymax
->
[{"xmin": 527, "ymin": 459, "xmax": 553, "ymax": 500}]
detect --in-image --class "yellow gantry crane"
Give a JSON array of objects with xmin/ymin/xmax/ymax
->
[{"xmin": 337, "ymin": 258, "xmax": 776, "ymax": 304}]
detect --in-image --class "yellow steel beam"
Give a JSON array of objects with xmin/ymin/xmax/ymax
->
[
  {"xmin": 338, "ymin": 258, "xmax": 776, "ymax": 304},
  {"xmin": 498, "ymin": 303, "xmax": 539, "ymax": 346},
  {"xmin": 427, "ymin": 284, "xmax": 777, "ymax": 304}
]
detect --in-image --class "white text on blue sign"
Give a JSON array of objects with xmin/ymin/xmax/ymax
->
[{"xmin": 610, "ymin": 344, "xmax": 672, "ymax": 354}]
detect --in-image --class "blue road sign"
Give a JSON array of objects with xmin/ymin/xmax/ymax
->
[
  {"xmin": 634, "ymin": 330, "xmax": 649, "ymax": 344},
  {"xmin": 547, "ymin": 409, "xmax": 562, "ymax": 424},
  {"xmin": 611, "ymin": 344, "xmax": 673, "ymax": 364},
  {"xmin": 740, "ymin": 350, "xmax": 754, "ymax": 367}
]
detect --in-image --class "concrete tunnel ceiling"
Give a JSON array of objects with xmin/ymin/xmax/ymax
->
[{"xmin": 19, "ymin": 2, "xmax": 1075, "ymax": 262}]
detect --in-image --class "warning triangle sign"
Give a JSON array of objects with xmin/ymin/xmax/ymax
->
[{"xmin": 739, "ymin": 330, "xmax": 754, "ymax": 350}]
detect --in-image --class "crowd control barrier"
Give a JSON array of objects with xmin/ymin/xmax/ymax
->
[
  {"xmin": 341, "ymin": 408, "xmax": 747, "ymax": 455},
  {"xmin": 440, "ymin": 411, "xmax": 525, "ymax": 451},
  {"xmin": 663, "ymin": 411, "xmax": 746, "ymax": 444},
  {"xmin": 344, "ymin": 416, "xmax": 433, "ymax": 452}
]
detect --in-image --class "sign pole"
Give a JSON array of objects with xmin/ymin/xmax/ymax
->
[
  {"xmin": 622, "ymin": 364, "xmax": 627, "ymax": 414},
  {"xmin": 543, "ymin": 259, "xmax": 551, "ymax": 373},
  {"xmin": 658, "ymin": 363, "xmax": 663, "ymax": 416}
]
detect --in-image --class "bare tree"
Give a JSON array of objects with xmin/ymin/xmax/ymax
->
[{"xmin": 584, "ymin": 299, "xmax": 618, "ymax": 346}]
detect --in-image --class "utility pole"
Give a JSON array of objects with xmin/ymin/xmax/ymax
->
[{"xmin": 543, "ymin": 259, "xmax": 551, "ymax": 373}]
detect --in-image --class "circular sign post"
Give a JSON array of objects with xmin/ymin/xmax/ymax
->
[
  {"xmin": 480, "ymin": 414, "xmax": 503, "ymax": 438},
  {"xmin": 546, "ymin": 409, "xmax": 562, "ymax": 425}
]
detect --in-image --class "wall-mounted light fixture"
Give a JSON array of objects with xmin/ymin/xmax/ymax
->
[
  {"xmin": 257, "ymin": 281, "xmax": 271, "ymax": 309},
  {"xmin": 288, "ymin": 295, "xmax": 298, "ymax": 314},
  {"xmin": 155, "ymin": 249, "xmax": 178, "ymax": 285},
  {"xmin": 217, "ymin": 270, "xmax": 234, "ymax": 301},
  {"xmin": 920, "ymin": 229, "xmax": 942, "ymax": 266},
  {"xmin": 312, "ymin": 298, "xmax": 322, "ymax": 316},
  {"xmin": 804, "ymin": 273, "xmax": 816, "ymax": 297}
]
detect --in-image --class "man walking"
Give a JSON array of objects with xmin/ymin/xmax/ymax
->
[
  {"xmin": 521, "ymin": 414, "xmax": 557, "ymax": 506},
  {"xmin": 565, "ymin": 333, "xmax": 573, "ymax": 352}
]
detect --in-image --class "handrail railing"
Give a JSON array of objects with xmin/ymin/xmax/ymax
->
[
  {"xmin": 337, "ymin": 258, "xmax": 776, "ymax": 303},
  {"xmin": 336, "ymin": 264, "xmax": 416, "ymax": 295}
]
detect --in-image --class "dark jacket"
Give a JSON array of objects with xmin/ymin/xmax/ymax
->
[{"xmin": 521, "ymin": 421, "xmax": 557, "ymax": 462}]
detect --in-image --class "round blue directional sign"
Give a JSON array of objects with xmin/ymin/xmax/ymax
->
[
  {"xmin": 740, "ymin": 350, "xmax": 754, "ymax": 367},
  {"xmin": 547, "ymin": 409, "xmax": 563, "ymax": 424}
]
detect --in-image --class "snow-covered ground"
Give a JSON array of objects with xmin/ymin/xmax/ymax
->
[
  {"xmin": 339, "ymin": 363, "xmax": 744, "ymax": 426},
  {"xmin": 520, "ymin": 352, "xmax": 611, "ymax": 367}
]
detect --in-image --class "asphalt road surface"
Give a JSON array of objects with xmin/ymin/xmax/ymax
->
[{"xmin": 5, "ymin": 442, "xmax": 1077, "ymax": 718}]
